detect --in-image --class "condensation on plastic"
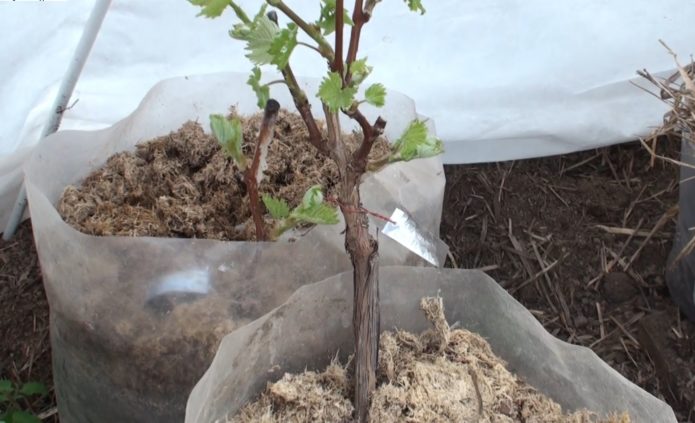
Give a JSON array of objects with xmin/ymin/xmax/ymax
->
[
  {"xmin": 666, "ymin": 131, "xmax": 695, "ymax": 321},
  {"xmin": 186, "ymin": 267, "xmax": 677, "ymax": 423},
  {"xmin": 23, "ymin": 72, "xmax": 445, "ymax": 423}
]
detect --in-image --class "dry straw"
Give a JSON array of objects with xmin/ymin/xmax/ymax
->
[{"xmin": 637, "ymin": 41, "xmax": 695, "ymax": 264}]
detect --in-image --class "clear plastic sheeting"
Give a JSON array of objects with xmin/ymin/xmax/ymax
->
[
  {"xmin": 24, "ymin": 73, "xmax": 445, "ymax": 422},
  {"xmin": 186, "ymin": 267, "xmax": 677, "ymax": 423},
  {"xmin": 2, "ymin": 0, "xmax": 695, "ymax": 228}
]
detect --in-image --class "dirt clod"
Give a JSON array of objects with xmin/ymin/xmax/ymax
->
[{"xmin": 602, "ymin": 272, "xmax": 638, "ymax": 304}]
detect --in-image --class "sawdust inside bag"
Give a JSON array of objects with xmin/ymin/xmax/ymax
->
[
  {"xmin": 185, "ymin": 267, "xmax": 676, "ymax": 423},
  {"xmin": 58, "ymin": 110, "xmax": 389, "ymax": 241},
  {"xmin": 230, "ymin": 297, "xmax": 630, "ymax": 423}
]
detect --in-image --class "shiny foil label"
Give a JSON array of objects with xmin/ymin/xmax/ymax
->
[{"xmin": 382, "ymin": 208, "xmax": 449, "ymax": 267}]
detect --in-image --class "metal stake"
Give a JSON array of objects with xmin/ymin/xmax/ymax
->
[{"xmin": 3, "ymin": 0, "xmax": 112, "ymax": 240}]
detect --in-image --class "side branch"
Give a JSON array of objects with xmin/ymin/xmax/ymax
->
[
  {"xmin": 346, "ymin": 0, "xmax": 369, "ymax": 71},
  {"xmin": 281, "ymin": 66, "xmax": 329, "ymax": 156},
  {"xmin": 364, "ymin": 0, "xmax": 380, "ymax": 17},
  {"xmin": 346, "ymin": 108, "xmax": 386, "ymax": 172},
  {"xmin": 246, "ymin": 99, "xmax": 281, "ymax": 241},
  {"xmin": 334, "ymin": 0, "xmax": 345, "ymax": 75}
]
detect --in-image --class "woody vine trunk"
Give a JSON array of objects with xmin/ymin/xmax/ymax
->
[
  {"xmin": 268, "ymin": 2, "xmax": 386, "ymax": 417},
  {"xmin": 345, "ymin": 196, "xmax": 379, "ymax": 423},
  {"xmin": 269, "ymin": 35, "xmax": 383, "ymax": 423},
  {"xmin": 323, "ymin": 97, "xmax": 384, "ymax": 421},
  {"xmin": 328, "ymin": 2, "xmax": 386, "ymax": 417}
]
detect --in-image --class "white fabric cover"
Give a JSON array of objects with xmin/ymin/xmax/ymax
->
[{"xmin": 1, "ymin": 0, "xmax": 694, "ymax": 228}]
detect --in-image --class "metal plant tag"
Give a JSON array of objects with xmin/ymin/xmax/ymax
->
[{"xmin": 382, "ymin": 208, "xmax": 449, "ymax": 267}]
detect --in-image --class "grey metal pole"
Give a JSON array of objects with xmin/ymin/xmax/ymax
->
[{"xmin": 3, "ymin": 0, "xmax": 112, "ymax": 240}]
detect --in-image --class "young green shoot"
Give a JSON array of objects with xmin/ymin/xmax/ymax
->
[
  {"xmin": 263, "ymin": 185, "xmax": 340, "ymax": 238},
  {"xmin": 0, "ymin": 379, "xmax": 48, "ymax": 423},
  {"xmin": 210, "ymin": 114, "xmax": 246, "ymax": 170}
]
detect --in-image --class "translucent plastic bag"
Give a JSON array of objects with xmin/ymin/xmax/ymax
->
[
  {"xmin": 24, "ymin": 72, "xmax": 445, "ymax": 422},
  {"xmin": 186, "ymin": 267, "xmax": 676, "ymax": 423}
]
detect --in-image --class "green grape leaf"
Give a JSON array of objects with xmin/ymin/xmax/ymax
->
[
  {"xmin": 7, "ymin": 411, "xmax": 41, "ymax": 423},
  {"xmin": 291, "ymin": 204, "xmax": 340, "ymax": 225},
  {"xmin": 19, "ymin": 383, "xmax": 47, "ymax": 398},
  {"xmin": 349, "ymin": 58, "xmax": 372, "ymax": 85},
  {"xmin": 188, "ymin": 0, "xmax": 229, "ymax": 18},
  {"xmin": 364, "ymin": 83, "xmax": 386, "ymax": 107},
  {"xmin": 290, "ymin": 185, "xmax": 339, "ymax": 225},
  {"xmin": 390, "ymin": 120, "xmax": 444, "ymax": 162},
  {"xmin": 230, "ymin": 22, "xmax": 252, "ymax": 41},
  {"xmin": 317, "ymin": 0, "xmax": 354, "ymax": 35},
  {"xmin": 268, "ymin": 24, "xmax": 298, "ymax": 69},
  {"xmin": 300, "ymin": 185, "xmax": 324, "ymax": 208},
  {"xmin": 318, "ymin": 72, "xmax": 357, "ymax": 112},
  {"xmin": 248, "ymin": 67, "xmax": 270, "ymax": 109},
  {"xmin": 230, "ymin": 8, "xmax": 297, "ymax": 70},
  {"xmin": 262, "ymin": 195, "xmax": 291, "ymax": 219},
  {"xmin": 404, "ymin": 0, "xmax": 426, "ymax": 14},
  {"xmin": 292, "ymin": 204, "xmax": 339, "ymax": 225},
  {"xmin": 228, "ymin": 5, "xmax": 276, "ymax": 65},
  {"xmin": 210, "ymin": 115, "xmax": 247, "ymax": 170},
  {"xmin": 0, "ymin": 380, "xmax": 12, "ymax": 394},
  {"xmin": 245, "ymin": 15, "xmax": 278, "ymax": 65},
  {"xmin": 229, "ymin": 4, "xmax": 268, "ymax": 40}
]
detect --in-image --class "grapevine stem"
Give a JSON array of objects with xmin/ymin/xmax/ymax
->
[
  {"xmin": 245, "ymin": 99, "xmax": 281, "ymax": 241},
  {"xmin": 334, "ymin": 0, "xmax": 345, "ymax": 75},
  {"xmin": 297, "ymin": 41, "xmax": 323, "ymax": 55}
]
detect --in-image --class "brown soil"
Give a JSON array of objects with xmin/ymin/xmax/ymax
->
[
  {"xmin": 0, "ymin": 221, "xmax": 56, "ymax": 421},
  {"xmin": 232, "ymin": 297, "xmax": 629, "ymax": 423},
  {"xmin": 58, "ymin": 110, "xmax": 388, "ymax": 241},
  {"xmin": 442, "ymin": 139, "xmax": 695, "ymax": 422}
]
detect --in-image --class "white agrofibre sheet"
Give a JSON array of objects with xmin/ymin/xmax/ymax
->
[{"xmin": 1, "ymin": 0, "xmax": 694, "ymax": 229}]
